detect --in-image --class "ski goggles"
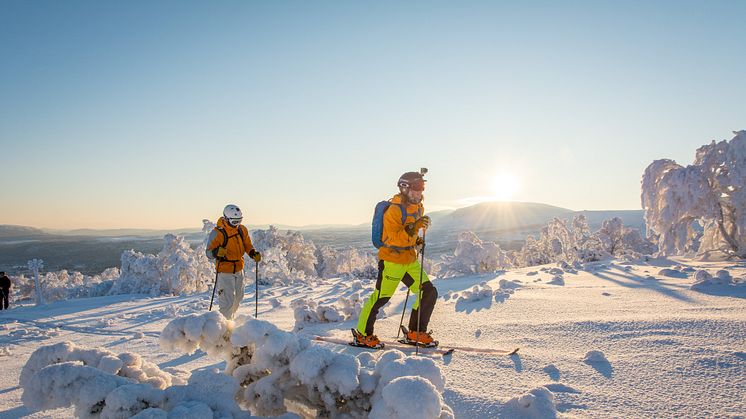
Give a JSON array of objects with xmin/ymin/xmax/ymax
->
[{"xmin": 398, "ymin": 178, "xmax": 426, "ymax": 191}]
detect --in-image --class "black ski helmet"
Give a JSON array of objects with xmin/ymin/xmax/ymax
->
[{"xmin": 397, "ymin": 171, "xmax": 426, "ymax": 191}]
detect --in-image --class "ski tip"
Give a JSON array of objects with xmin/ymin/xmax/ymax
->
[
  {"xmin": 508, "ymin": 348, "xmax": 520, "ymax": 355},
  {"xmin": 443, "ymin": 348, "xmax": 455, "ymax": 356}
]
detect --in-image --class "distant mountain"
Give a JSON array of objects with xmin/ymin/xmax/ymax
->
[
  {"xmin": 43, "ymin": 227, "xmax": 201, "ymax": 237},
  {"xmin": 428, "ymin": 202, "xmax": 574, "ymax": 232},
  {"xmin": 0, "ymin": 225, "xmax": 49, "ymax": 238}
]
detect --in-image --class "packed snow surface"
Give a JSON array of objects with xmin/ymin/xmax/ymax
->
[{"xmin": 1, "ymin": 257, "xmax": 744, "ymax": 418}]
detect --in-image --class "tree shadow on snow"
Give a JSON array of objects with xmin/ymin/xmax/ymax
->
[
  {"xmin": 0, "ymin": 406, "xmax": 30, "ymax": 418},
  {"xmin": 591, "ymin": 270, "xmax": 695, "ymax": 303},
  {"xmin": 691, "ymin": 284, "xmax": 746, "ymax": 299},
  {"xmin": 158, "ymin": 350, "xmax": 207, "ymax": 369}
]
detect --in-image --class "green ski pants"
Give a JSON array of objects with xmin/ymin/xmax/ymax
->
[{"xmin": 356, "ymin": 259, "xmax": 438, "ymax": 336}]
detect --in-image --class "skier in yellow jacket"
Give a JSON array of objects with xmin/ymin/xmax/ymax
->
[
  {"xmin": 353, "ymin": 171, "xmax": 437, "ymax": 348},
  {"xmin": 206, "ymin": 204, "xmax": 261, "ymax": 319}
]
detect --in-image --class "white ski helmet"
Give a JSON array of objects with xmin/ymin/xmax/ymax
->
[{"xmin": 223, "ymin": 204, "xmax": 243, "ymax": 227}]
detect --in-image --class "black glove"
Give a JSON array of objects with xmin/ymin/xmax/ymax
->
[
  {"xmin": 212, "ymin": 247, "xmax": 227, "ymax": 259},
  {"xmin": 416, "ymin": 237, "xmax": 425, "ymax": 247},
  {"xmin": 249, "ymin": 249, "xmax": 262, "ymax": 263}
]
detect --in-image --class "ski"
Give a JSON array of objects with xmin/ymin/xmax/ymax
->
[
  {"xmin": 313, "ymin": 335, "xmax": 519, "ymax": 356},
  {"xmin": 313, "ymin": 335, "xmax": 455, "ymax": 355},
  {"xmin": 398, "ymin": 325, "xmax": 519, "ymax": 356}
]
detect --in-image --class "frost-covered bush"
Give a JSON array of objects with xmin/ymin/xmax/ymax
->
[
  {"xmin": 110, "ymin": 233, "xmax": 213, "ymax": 296},
  {"xmin": 513, "ymin": 215, "xmax": 655, "ymax": 267},
  {"xmin": 20, "ymin": 349, "xmax": 252, "ymax": 419},
  {"xmin": 251, "ymin": 226, "xmax": 319, "ymax": 283},
  {"xmin": 292, "ymin": 293, "xmax": 364, "ymax": 330},
  {"xmin": 21, "ymin": 313, "xmax": 453, "ymax": 418},
  {"xmin": 13, "ymin": 268, "xmax": 122, "ymax": 303},
  {"xmin": 317, "ymin": 246, "xmax": 378, "ymax": 279},
  {"xmin": 160, "ymin": 312, "xmax": 454, "ymax": 418},
  {"xmin": 432, "ymin": 232, "xmax": 513, "ymax": 278},
  {"xmin": 20, "ymin": 341, "xmax": 177, "ymax": 394},
  {"xmin": 642, "ymin": 130, "xmax": 746, "ymax": 259},
  {"xmin": 252, "ymin": 226, "xmax": 377, "ymax": 284}
]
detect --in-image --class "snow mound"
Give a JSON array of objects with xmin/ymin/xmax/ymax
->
[
  {"xmin": 502, "ymin": 386, "xmax": 558, "ymax": 419},
  {"xmin": 584, "ymin": 350, "xmax": 608, "ymax": 363},
  {"xmin": 370, "ymin": 376, "xmax": 454, "ymax": 419},
  {"xmin": 691, "ymin": 269, "xmax": 745, "ymax": 291}
]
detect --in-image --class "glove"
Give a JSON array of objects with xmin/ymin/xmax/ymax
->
[
  {"xmin": 416, "ymin": 237, "xmax": 425, "ymax": 247},
  {"xmin": 416, "ymin": 215, "xmax": 431, "ymax": 230},
  {"xmin": 249, "ymin": 249, "xmax": 262, "ymax": 263},
  {"xmin": 405, "ymin": 216, "xmax": 431, "ymax": 236},
  {"xmin": 212, "ymin": 247, "xmax": 227, "ymax": 259}
]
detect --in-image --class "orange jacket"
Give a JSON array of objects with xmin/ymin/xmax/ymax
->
[
  {"xmin": 378, "ymin": 194, "xmax": 424, "ymax": 264},
  {"xmin": 207, "ymin": 217, "xmax": 255, "ymax": 273}
]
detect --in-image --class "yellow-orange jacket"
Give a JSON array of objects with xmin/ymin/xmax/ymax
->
[
  {"xmin": 206, "ymin": 217, "xmax": 255, "ymax": 273},
  {"xmin": 378, "ymin": 194, "xmax": 424, "ymax": 264}
]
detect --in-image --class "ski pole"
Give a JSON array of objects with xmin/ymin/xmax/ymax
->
[
  {"xmin": 397, "ymin": 289, "xmax": 410, "ymax": 339},
  {"xmin": 209, "ymin": 261, "xmax": 219, "ymax": 311},
  {"xmin": 255, "ymin": 259, "xmax": 259, "ymax": 318},
  {"xmin": 416, "ymin": 230, "xmax": 427, "ymax": 356}
]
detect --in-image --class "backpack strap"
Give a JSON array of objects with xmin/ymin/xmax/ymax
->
[
  {"xmin": 215, "ymin": 226, "xmax": 245, "ymax": 273},
  {"xmin": 381, "ymin": 204, "xmax": 418, "ymax": 252}
]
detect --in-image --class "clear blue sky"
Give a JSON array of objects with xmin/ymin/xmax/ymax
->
[{"xmin": 1, "ymin": 0, "xmax": 744, "ymax": 229}]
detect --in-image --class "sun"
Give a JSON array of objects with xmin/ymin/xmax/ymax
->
[{"xmin": 490, "ymin": 173, "xmax": 520, "ymax": 201}]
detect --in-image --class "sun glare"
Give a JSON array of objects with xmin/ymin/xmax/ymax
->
[{"xmin": 491, "ymin": 173, "xmax": 520, "ymax": 201}]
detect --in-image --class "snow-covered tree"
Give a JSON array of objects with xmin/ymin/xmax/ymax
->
[
  {"xmin": 511, "ymin": 215, "xmax": 654, "ymax": 267},
  {"xmin": 433, "ymin": 232, "xmax": 512, "ymax": 278},
  {"xmin": 251, "ymin": 226, "xmax": 377, "ymax": 284},
  {"xmin": 109, "ymin": 233, "xmax": 213, "ymax": 296},
  {"xmin": 642, "ymin": 130, "xmax": 746, "ymax": 258},
  {"xmin": 27, "ymin": 259, "xmax": 45, "ymax": 305}
]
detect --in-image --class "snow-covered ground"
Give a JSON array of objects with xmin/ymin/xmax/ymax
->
[{"xmin": 1, "ymin": 257, "xmax": 744, "ymax": 418}]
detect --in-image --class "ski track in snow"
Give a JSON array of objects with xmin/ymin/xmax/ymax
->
[{"xmin": 1, "ymin": 257, "xmax": 745, "ymax": 418}]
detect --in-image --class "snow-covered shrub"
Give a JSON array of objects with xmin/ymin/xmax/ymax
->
[
  {"xmin": 432, "ymin": 232, "xmax": 512, "ymax": 278},
  {"xmin": 642, "ymin": 130, "xmax": 746, "ymax": 259},
  {"xmin": 157, "ymin": 312, "xmax": 453, "ymax": 418},
  {"xmin": 13, "ymin": 268, "xmax": 122, "ymax": 303},
  {"xmin": 20, "ymin": 341, "xmax": 175, "ymax": 393},
  {"xmin": 20, "ymin": 355, "xmax": 252, "ymax": 418},
  {"xmin": 317, "ymin": 245, "xmax": 377, "ymax": 279},
  {"xmin": 252, "ymin": 226, "xmax": 377, "ymax": 284},
  {"xmin": 251, "ymin": 226, "xmax": 318, "ymax": 283},
  {"xmin": 291, "ymin": 293, "xmax": 364, "ymax": 330},
  {"xmin": 110, "ymin": 234, "xmax": 213, "ymax": 296},
  {"xmin": 513, "ymin": 215, "xmax": 655, "ymax": 267}
]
